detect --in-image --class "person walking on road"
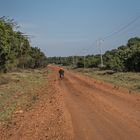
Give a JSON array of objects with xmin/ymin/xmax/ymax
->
[{"xmin": 59, "ymin": 68, "xmax": 64, "ymax": 79}]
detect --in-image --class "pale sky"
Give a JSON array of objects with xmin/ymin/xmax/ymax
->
[{"xmin": 0, "ymin": 0, "xmax": 140, "ymax": 56}]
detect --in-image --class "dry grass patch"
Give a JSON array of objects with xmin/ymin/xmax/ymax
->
[
  {"xmin": 0, "ymin": 68, "xmax": 48, "ymax": 124},
  {"xmin": 76, "ymin": 68, "xmax": 140, "ymax": 92}
]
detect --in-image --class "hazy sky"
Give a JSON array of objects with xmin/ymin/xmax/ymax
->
[{"xmin": 0, "ymin": 0, "xmax": 140, "ymax": 56}]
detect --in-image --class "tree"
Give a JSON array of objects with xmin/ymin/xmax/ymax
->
[{"xmin": 0, "ymin": 17, "xmax": 47, "ymax": 72}]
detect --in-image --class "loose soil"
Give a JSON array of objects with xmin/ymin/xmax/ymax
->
[{"xmin": 0, "ymin": 65, "xmax": 140, "ymax": 140}]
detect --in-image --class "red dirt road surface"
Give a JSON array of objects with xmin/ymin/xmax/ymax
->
[{"xmin": 1, "ymin": 65, "xmax": 140, "ymax": 140}]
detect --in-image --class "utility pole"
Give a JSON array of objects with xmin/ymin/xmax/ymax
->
[
  {"xmin": 99, "ymin": 39, "xmax": 104, "ymax": 67},
  {"xmin": 73, "ymin": 55, "xmax": 75, "ymax": 67},
  {"xmin": 84, "ymin": 55, "xmax": 86, "ymax": 70},
  {"xmin": 75, "ymin": 55, "xmax": 77, "ymax": 67},
  {"xmin": 83, "ymin": 50, "xmax": 87, "ymax": 70}
]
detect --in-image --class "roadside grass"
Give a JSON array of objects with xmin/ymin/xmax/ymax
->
[
  {"xmin": 75, "ymin": 68, "xmax": 140, "ymax": 92},
  {"xmin": 0, "ymin": 68, "xmax": 48, "ymax": 124}
]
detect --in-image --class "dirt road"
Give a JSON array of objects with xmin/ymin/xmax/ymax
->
[
  {"xmin": 1, "ymin": 65, "xmax": 140, "ymax": 140},
  {"xmin": 56, "ymin": 66, "xmax": 140, "ymax": 140}
]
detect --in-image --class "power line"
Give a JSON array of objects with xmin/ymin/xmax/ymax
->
[
  {"xmin": 102, "ymin": 15, "xmax": 140, "ymax": 40},
  {"xmin": 72, "ymin": 14, "xmax": 140, "ymax": 68},
  {"xmin": 76, "ymin": 14, "xmax": 140, "ymax": 56}
]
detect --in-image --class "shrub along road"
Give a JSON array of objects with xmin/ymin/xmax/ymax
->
[{"xmin": 0, "ymin": 65, "xmax": 140, "ymax": 140}]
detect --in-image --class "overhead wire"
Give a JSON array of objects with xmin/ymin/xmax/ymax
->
[
  {"xmin": 75, "ymin": 14, "xmax": 140, "ymax": 56},
  {"xmin": 102, "ymin": 15, "xmax": 140, "ymax": 40},
  {"xmin": 72, "ymin": 14, "xmax": 140, "ymax": 67}
]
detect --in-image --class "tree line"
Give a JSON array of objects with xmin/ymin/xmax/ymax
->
[
  {"xmin": 48, "ymin": 37, "xmax": 140, "ymax": 72},
  {"xmin": 0, "ymin": 17, "xmax": 47, "ymax": 72}
]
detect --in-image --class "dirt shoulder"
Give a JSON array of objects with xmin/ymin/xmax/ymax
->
[{"xmin": 75, "ymin": 68, "xmax": 140, "ymax": 92}]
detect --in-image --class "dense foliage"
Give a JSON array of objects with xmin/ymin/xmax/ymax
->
[
  {"xmin": 104, "ymin": 37, "xmax": 140, "ymax": 71},
  {"xmin": 48, "ymin": 37, "xmax": 140, "ymax": 72},
  {"xmin": 0, "ymin": 17, "xmax": 47, "ymax": 72}
]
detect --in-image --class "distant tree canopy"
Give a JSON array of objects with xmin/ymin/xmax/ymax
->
[
  {"xmin": 48, "ymin": 37, "xmax": 140, "ymax": 72},
  {"xmin": 0, "ymin": 17, "xmax": 47, "ymax": 72},
  {"xmin": 103, "ymin": 37, "xmax": 140, "ymax": 72}
]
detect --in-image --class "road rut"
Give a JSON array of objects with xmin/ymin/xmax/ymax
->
[{"xmin": 57, "ymin": 67, "xmax": 140, "ymax": 140}]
